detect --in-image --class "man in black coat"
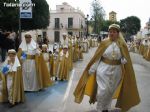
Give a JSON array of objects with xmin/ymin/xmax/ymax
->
[
  {"xmin": 0, "ymin": 31, "xmax": 7, "ymax": 62},
  {"xmin": 0, "ymin": 31, "xmax": 15, "ymax": 62}
]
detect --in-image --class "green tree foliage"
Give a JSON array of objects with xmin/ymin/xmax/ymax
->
[
  {"xmin": 91, "ymin": 0, "xmax": 105, "ymax": 34},
  {"xmin": 0, "ymin": 0, "xmax": 18, "ymax": 31},
  {"xmin": 120, "ymin": 16, "xmax": 141, "ymax": 38},
  {"xmin": 0, "ymin": 0, "xmax": 50, "ymax": 31},
  {"xmin": 101, "ymin": 20, "xmax": 120, "ymax": 32}
]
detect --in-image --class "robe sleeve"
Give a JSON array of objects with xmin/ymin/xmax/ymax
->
[
  {"xmin": 88, "ymin": 59, "xmax": 100, "ymax": 74},
  {"xmin": 121, "ymin": 57, "xmax": 127, "ymax": 64},
  {"xmin": 36, "ymin": 49, "xmax": 41, "ymax": 55}
]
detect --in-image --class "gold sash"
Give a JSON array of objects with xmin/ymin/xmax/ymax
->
[
  {"xmin": 101, "ymin": 56, "xmax": 121, "ymax": 65},
  {"xmin": 27, "ymin": 55, "xmax": 35, "ymax": 59}
]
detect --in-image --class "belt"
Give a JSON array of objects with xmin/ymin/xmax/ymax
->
[
  {"xmin": 27, "ymin": 55, "xmax": 35, "ymax": 59},
  {"xmin": 101, "ymin": 57, "xmax": 121, "ymax": 65}
]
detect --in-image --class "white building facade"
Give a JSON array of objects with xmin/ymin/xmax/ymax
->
[
  {"xmin": 138, "ymin": 18, "xmax": 150, "ymax": 39},
  {"xmin": 47, "ymin": 2, "xmax": 86, "ymax": 43}
]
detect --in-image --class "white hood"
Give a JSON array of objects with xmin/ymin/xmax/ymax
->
[
  {"xmin": 3, "ymin": 56, "xmax": 21, "ymax": 72},
  {"xmin": 19, "ymin": 35, "xmax": 37, "ymax": 51}
]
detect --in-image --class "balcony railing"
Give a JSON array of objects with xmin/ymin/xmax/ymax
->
[
  {"xmin": 53, "ymin": 25, "xmax": 60, "ymax": 29},
  {"xmin": 52, "ymin": 24, "xmax": 85, "ymax": 30},
  {"xmin": 68, "ymin": 25, "xmax": 73, "ymax": 29},
  {"xmin": 65, "ymin": 26, "xmax": 84, "ymax": 31}
]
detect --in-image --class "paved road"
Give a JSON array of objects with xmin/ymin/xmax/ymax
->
[{"xmin": 0, "ymin": 48, "xmax": 150, "ymax": 112}]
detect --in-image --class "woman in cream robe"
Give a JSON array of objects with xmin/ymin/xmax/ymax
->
[
  {"xmin": 144, "ymin": 39, "xmax": 150, "ymax": 61},
  {"xmin": 41, "ymin": 44, "xmax": 51, "ymax": 73},
  {"xmin": 58, "ymin": 45, "xmax": 70, "ymax": 81},
  {"xmin": 78, "ymin": 45, "xmax": 84, "ymax": 60},
  {"xmin": 0, "ymin": 49, "xmax": 25, "ymax": 105},
  {"xmin": 74, "ymin": 24, "xmax": 140, "ymax": 112},
  {"xmin": 72, "ymin": 37, "xmax": 79, "ymax": 62},
  {"xmin": 18, "ymin": 33, "xmax": 51, "ymax": 91},
  {"xmin": 139, "ymin": 39, "xmax": 145, "ymax": 55},
  {"xmin": 82, "ymin": 38, "xmax": 89, "ymax": 53},
  {"xmin": 75, "ymin": 38, "xmax": 83, "ymax": 60},
  {"xmin": 62, "ymin": 33, "xmax": 68, "ymax": 47},
  {"xmin": 68, "ymin": 38, "xmax": 73, "ymax": 70},
  {"xmin": 94, "ymin": 37, "xmax": 98, "ymax": 47},
  {"xmin": 143, "ymin": 39, "xmax": 149, "ymax": 59},
  {"xmin": 40, "ymin": 44, "xmax": 53, "ymax": 86},
  {"xmin": 51, "ymin": 49, "xmax": 60, "ymax": 81},
  {"xmin": 76, "ymin": 37, "xmax": 83, "ymax": 60},
  {"xmin": 18, "ymin": 33, "xmax": 41, "ymax": 91}
]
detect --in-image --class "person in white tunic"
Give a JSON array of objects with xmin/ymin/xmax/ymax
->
[
  {"xmin": 74, "ymin": 24, "xmax": 140, "ymax": 112},
  {"xmin": 62, "ymin": 33, "xmax": 68, "ymax": 46},
  {"xmin": 18, "ymin": 33, "xmax": 41, "ymax": 91},
  {"xmin": 41, "ymin": 44, "xmax": 51, "ymax": 72},
  {"xmin": 0, "ymin": 49, "xmax": 25, "ymax": 106},
  {"xmin": 40, "ymin": 44, "xmax": 53, "ymax": 87},
  {"xmin": 89, "ymin": 25, "xmax": 125, "ymax": 112}
]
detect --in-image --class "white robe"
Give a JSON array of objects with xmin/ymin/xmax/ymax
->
[
  {"xmin": 7, "ymin": 74, "xmax": 13, "ymax": 103},
  {"xmin": 2, "ymin": 56, "xmax": 21, "ymax": 103},
  {"xmin": 62, "ymin": 39, "xmax": 68, "ymax": 46},
  {"xmin": 83, "ymin": 40, "xmax": 88, "ymax": 52},
  {"xmin": 89, "ymin": 42, "xmax": 123, "ymax": 112},
  {"xmin": 22, "ymin": 45, "xmax": 40, "ymax": 91}
]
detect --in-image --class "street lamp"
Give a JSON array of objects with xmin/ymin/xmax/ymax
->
[{"xmin": 85, "ymin": 14, "xmax": 89, "ymax": 38}]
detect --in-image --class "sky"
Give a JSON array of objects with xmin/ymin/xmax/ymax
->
[{"xmin": 47, "ymin": 0, "xmax": 150, "ymax": 29}]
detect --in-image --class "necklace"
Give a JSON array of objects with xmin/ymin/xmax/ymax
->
[{"xmin": 111, "ymin": 42, "xmax": 117, "ymax": 60}]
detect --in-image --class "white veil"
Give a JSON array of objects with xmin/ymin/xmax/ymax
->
[
  {"xmin": 19, "ymin": 33, "xmax": 37, "ymax": 51},
  {"xmin": 3, "ymin": 56, "xmax": 21, "ymax": 72}
]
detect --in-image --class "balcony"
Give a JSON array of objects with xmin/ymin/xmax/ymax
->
[
  {"xmin": 53, "ymin": 26, "xmax": 60, "ymax": 30},
  {"xmin": 67, "ymin": 25, "xmax": 73, "ymax": 29},
  {"xmin": 53, "ymin": 23, "xmax": 64, "ymax": 30},
  {"xmin": 65, "ymin": 25, "xmax": 84, "ymax": 31}
]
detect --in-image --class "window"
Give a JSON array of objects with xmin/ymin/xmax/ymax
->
[
  {"xmin": 60, "ymin": 7, "xmax": 64, "ymax": 10},
  {"xmin": 55, "ymin": 18, "xmax": 60, "ymax": 29},
  {"xmin": 68, "ymin": 18, "xmax": 73, "ymax": 28},
  {"xmin": 54, "ymin": 31, "xmax": 60, "ymax": 42},
  {"xmin": 81, "ymin": 20, "xmax": 83, "ymax": 29}
]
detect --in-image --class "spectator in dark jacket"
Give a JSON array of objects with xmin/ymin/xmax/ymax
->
[{"xmin": 0, "ymin": 31, "xmax": 15, "ymax": 62}]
